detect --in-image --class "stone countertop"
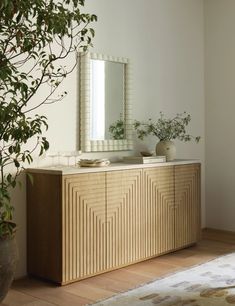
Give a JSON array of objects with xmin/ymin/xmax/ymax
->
[{"xmin": 27, "ymin": 159, "xmax": 201, "ymax": 175}]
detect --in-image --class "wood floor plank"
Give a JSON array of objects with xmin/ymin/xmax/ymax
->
[
  {"xmin": 12, "ymin": 278, "xmax": 92, "ymax": 306},
  {"xmin": 3, "ymin": 230, "xmax": 235, "ymax": 306},
  {"xmin": 124, "ymin": 259, "xmax": 180, "ymax": 278},
  {"xmin": 0, "ymin": 289, "xmax": 56, "ymax": 306},
  {"xmin": 62, "ymin": 282, "xmax": 115, "ymax": 301},
  {"xmin": 100, "ymin": 269, "xmax": 151, "ymax": 286},
  {"xmin": 78, "ymin": 274, "xmax": 142, "ymax": 293}
]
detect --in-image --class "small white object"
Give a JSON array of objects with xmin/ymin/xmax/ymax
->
[
  {"xmin": 78, "ymin": 158, "xmax": 110, "ymax": 167},
  {"xmin": 123, "ymin": 156, "xmax": 166, "ymax": 164}
]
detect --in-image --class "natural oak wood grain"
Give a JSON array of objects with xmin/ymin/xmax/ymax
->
[
  {"xmin": 143, "ymin": 166, "xmax": 175, "ymax": 257},
  {"xmin": 3, "ymin": 230, "xmax": 235, "ymax": 306},
  {"xmin": 27, "ymin": 173, "xmax": 62, "ymax": 283},
  {"xmin": 174, "ymin": 164, "xmax": 201, "ymax": 248},
  {"xmin": 106, "ymin": 169, "xmax": 144, "ymax": 269},
  {"xmin": 26, "ymin": 162, "xmax": 201, "ymax": 285},
  {"xmin": 62, "ymin": 173, "xmax": 106, "ymax": 283}
]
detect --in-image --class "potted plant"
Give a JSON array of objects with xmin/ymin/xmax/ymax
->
[
  {"xmin": 134, "ymin": 112, "xmax": 200, "ymax": 161},
  {"xmin": 0, "ymin": 0, "xmax": 97, "ymax": 302}
]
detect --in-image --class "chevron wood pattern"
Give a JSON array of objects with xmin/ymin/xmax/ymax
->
[
  {"xmin": 62, "ymin": 173, "xmax": 106, "ymax": 283},
  {"xmin": 27, "ymin": 163, "xmax": 201, "ymax": 285},
  {"xmin": 174, "ymin": 164, "xmax": 201, "ymax": 249},
  {"xmin": 106, "ymin": 169, "xmax": 144, "ymax": 269},
  {"xmin": 143, "ymin": 166, "xmax": 175, "ymax": 258}
]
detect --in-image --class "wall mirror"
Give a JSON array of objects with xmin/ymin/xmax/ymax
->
[{"xmin": 79, "ymin": 52, "xmax": 133, "ymax": 152}]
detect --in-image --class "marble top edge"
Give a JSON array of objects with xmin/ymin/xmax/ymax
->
[{"xmin": 27, "ymin": 159, "xmax": 201, "ymax": 175}]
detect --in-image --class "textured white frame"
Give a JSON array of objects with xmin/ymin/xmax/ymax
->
[{"xmin": 79, "ymin": 52, "xmax": 133, "ymax": 152}]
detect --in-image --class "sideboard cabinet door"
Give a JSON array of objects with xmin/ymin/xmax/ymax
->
[
  {"xmin": 106, "ymin": 169, "xmax": 144, "ymax": 270},
  {"xmin": 174, "ymin": 164, "xmax": 201, "ymax": 249},
  {"xmin": 62, "ymin": 173, "xmax": 106, "ymax": 283},
  {"xmin": 27, "ymin": 162, "xmax": 201, "ymax": 284},
  {"xmin": 143, "ymin": 166, "xmax": 175, "ymax": 258}
]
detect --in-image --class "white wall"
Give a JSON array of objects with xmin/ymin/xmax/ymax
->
[
  {"xmin": 205, "ymin": 0, "xmax": 235, "ymax": 231},
  {"xmin": 14, "ymin": 0, "xmax": 205, "ymax": 278}
]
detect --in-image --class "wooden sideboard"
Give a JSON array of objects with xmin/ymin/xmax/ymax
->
[{"xmin": 27, "ymin": 160, "xmax": 201, "ymax": 285}]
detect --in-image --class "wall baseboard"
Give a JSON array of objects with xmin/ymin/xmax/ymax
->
[
  {"xmin": 202, "ymin": 227, "xmax": 235, "ymax": 244},
  {"xmin": 203, "ymin": 227, "xmax": 235, "ymax": 235}
]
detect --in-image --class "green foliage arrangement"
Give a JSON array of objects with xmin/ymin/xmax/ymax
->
[
  {"xmin": 134, "ymin": 112, "xmax": 201, "ymax": 143},
  {"xmin": 0, "ymin": 0, "xmax": 97, "ymax": 239},
  {"xmin": 109, "ymin": 119, "xmax": 125, "ymax": 140}
]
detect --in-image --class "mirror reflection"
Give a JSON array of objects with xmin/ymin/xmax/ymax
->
[{"xmin": 90, "ymin": 59, "xmax": 125, "ymax": 140}]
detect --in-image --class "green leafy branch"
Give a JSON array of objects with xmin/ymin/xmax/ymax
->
[
  {"xmin": 0, "ymin": 0, "xmax": 97, "ymax": 238},
  {"xmin": 134, "ymin": 112, "xmax": 201, "ymax": 142}
]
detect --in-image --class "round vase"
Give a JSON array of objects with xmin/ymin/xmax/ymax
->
[
  {"xmin": 156, "ymin": 140, "xmax": 176, "ymax": 161},
  {"xmin": 0, "ymin": 237, "xmax": 18, "ymax": 302}
]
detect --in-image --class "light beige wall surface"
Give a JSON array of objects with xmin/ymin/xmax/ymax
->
[
  {"xmin": 205, "ymin": 0, "xmax": 235, "ymax": 231},
  {"xmin": 14, "ymin": 0, "xmax": 205, "ymax": 278}
]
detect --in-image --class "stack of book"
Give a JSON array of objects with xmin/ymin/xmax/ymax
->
[{"xmin": 123, "ymin": 155, "xmax": 166, "ymax": 164}]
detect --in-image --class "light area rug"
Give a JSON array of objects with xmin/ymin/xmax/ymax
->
[{"xmin": 92, "ymin": 253, "xmax": 235, "ymax": 306}]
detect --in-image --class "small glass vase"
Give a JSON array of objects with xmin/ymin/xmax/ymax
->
[{"xmin": 156, "ymin": 140, "xmax": 176, "ymax": 161}]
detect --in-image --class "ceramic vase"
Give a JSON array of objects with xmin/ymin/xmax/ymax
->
[
  {"xmin": 0, "ymin": 237, "xmax": 18, "ymax": 302},
  {"xmin": 156, "ymin": 140, "xmax": 176, "ymax": 161}
]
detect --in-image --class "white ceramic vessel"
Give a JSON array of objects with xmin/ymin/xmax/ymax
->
[{"xmin": 156, "ymin": 140, "xmax": 176, "ymax": 161}]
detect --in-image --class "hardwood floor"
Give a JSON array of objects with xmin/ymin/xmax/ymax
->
[{"xmin": 2, "ymin": 228, "xmax": 235, "ymax": 306}]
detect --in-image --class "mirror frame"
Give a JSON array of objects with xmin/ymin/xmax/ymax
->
[{"xmin": 79, "ymin": 52, "xmax": 133, "ymax": 152}]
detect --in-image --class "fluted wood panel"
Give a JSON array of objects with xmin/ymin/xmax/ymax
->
[
  {"xmin": 174, "ymin": 164, "xmax": 201, "ymax": 249},
  {"xmin": 27, "ymin": 163, "xmax": 201, "ymax": 285},
  {"xmin": 106, "ymin": 169, "xmax": 144, "ymax": 269},
  {"xmin": 62, "ymin": 173, "xmax": 106, "ymax": 283},
  {"xmin": 143, "ymin": 167, "xmax": 175, "ymax": 258}
]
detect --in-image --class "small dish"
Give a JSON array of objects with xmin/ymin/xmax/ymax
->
[{"xmin": 78, "ymin": 159, "xmax": 110, "ymax": 167}]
